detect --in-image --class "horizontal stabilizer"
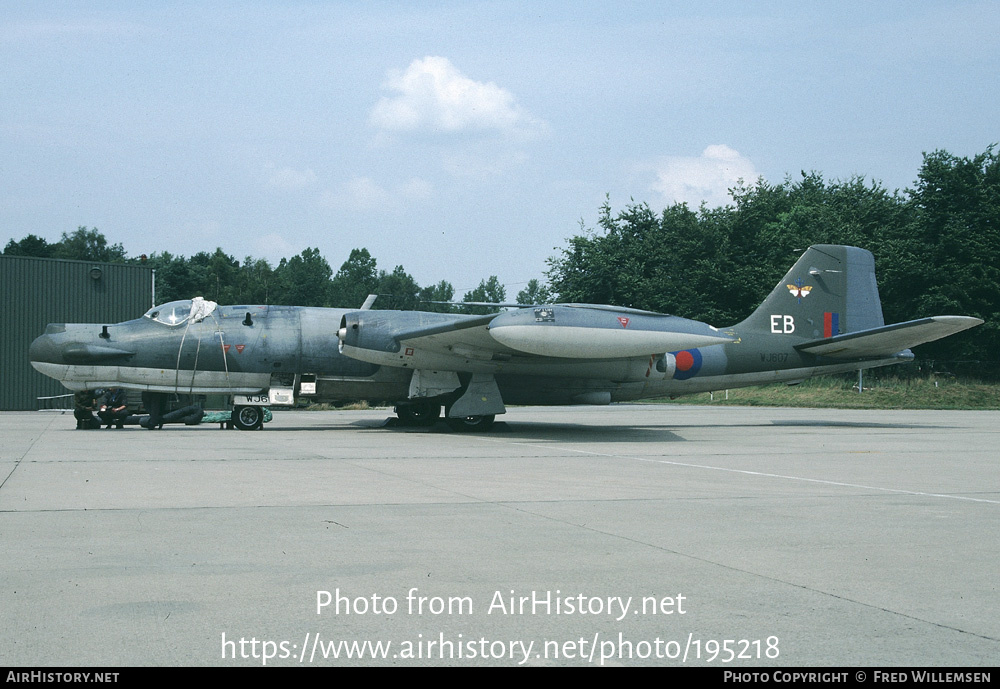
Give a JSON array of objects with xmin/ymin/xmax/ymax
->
[{"xmin": 794, "ymin": 316, "xmax": 983, "ymax": 358}]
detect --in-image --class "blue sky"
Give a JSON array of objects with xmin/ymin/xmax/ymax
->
[{"xmin": 3, "ymin": 1, "xmax": 998, "ymax": 298}]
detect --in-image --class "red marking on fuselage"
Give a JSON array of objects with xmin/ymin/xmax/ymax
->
[{"xmin": 675, "ymin": 350, "xmax": 695, "ymax": 371}]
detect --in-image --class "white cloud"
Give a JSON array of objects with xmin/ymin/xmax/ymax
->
[
  {"xmin": 649, "ymin": 145, "xmax": 759, "ymax": 208},
  {"xmin": 265, "ymin": 165, "xmax": 318, "ymax": 190},
  {"xmin": 370, "ymin": 56, "xmax": 544, "ymax": 136},
  {"xmin": 320, "ymin": 176, "xmax": 433, "ymax": 211}
]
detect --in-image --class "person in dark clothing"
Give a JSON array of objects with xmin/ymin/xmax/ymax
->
[
  {"xmin": 73, "ymin": 389, "xmax": 101, "ymax": 430},
  {"xmin": 98, "ymin": 388, "xmax": 129, "ymax": 428}
]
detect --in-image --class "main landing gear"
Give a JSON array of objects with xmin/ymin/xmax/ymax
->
[
  {"xmin": 444, "ymin": 414, "xmax": 496, "ymax": 432},
  {"xmin": 393, "ymin": 402, "xmax": 496, "ymax": 432},
  {"xmin": 394, "ymin": 401, "xmax": 440, "ymax": 427}
]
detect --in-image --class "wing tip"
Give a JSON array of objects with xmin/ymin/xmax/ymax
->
[{"xmin": 929, "ymin": 315, "xmax": 985, "ymax": 330}]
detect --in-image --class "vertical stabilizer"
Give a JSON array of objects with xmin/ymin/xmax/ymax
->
[{"xmin": 734, "ymin": 245, "xmax": 884, "ymax": 339}]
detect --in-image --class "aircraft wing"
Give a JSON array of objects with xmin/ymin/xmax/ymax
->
[
  {"xmin": 793, "ymin": 316, "xmax": 983, "ymax": 358},
  {"xmin": 395, "ymin": 313, "xmax": 515, "ymax": 361},
  {"xmin": 339, "ymin": 305, "xmax": 737, "ymax": 368}
]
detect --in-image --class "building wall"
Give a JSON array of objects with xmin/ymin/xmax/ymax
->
[{"xmin": 0, "ymin": 256, "xmax": 154, "ymax": 410}]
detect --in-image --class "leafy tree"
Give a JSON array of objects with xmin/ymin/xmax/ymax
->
[
  {"xmin": 147, "ymin": 251, "xmax": 272, "ymax": 305},
  {"xmin": 329, "ymin": 248, "xmax": 379, "ymax": 308},
  {"xmin": 549, "ymin": 177, "xmax": 911, "ymax": 326},
  {"xmin": 3, "ymin": 234, "xmax": 55, "ymax": 258},
  {"xmin": 418, "ymin": 280, "xmax": 456, "ymax": 312},
  {"xmin": 515, "ymin": 278, "xmax": 552, "ymax": 305},
  {"xmin": 462, "ymin": 276, "xmax": 506, "ymax": 314},
  {"xmin": 145, "ymin": 251, "xmax": 196, "ymax": 303},
  {"xmin": 272, "ymin": 248, "xmax": 333, "ymax": 306},
  {"xmin": 53, "ymin": 226, "xmax": 127, "ymax": 263},
  {"xmin": 187, "ymin": 248, "xmax": 241, "ymax": 303},
  {"xmin": 231, "ymin": 256, "xmax": 274, "ymax": 305},
  {"xmin": 3, "ymin": 227, "xmax": 127, "ymax": 263},
  {"xmin": 896, "ymin": 146, "xmax": 1000, "ymax": 362},
  {"xmin": 375, "ymin": 265, "xmax": 420, "ymax": 310},
  {"xmin": 547, "ymin": 200, "xmax": 733, "ymax": 320}
]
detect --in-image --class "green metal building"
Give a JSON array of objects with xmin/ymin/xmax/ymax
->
[{"xmin": 1, "ymin": 255, "xmax": 154, "ymax": 410}]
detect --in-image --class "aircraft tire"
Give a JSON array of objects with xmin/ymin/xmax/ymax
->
[
  {"xmin": 396, "ymin": 402, "xmax": 440, "ymax": 426},
  {"xmin": 232, "ymin": 405, "xmax": 264, "ymax": 431},
  {"xmin": 444, "ymin": 414, "xmax": 496, "ymax": 432}
]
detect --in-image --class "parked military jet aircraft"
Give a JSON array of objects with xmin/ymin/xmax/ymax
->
[{"xmin": 29, "ymin": 245, "xmax": 981, "ymax": 430}]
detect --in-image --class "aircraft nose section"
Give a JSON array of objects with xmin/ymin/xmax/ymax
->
[
  {"xmin": 29, "ymin": 329, "xmax": 64, "ymax": 365},
  {"xmin": 29, "ymin": 324, "xmax": 136, "ymax": 366}
]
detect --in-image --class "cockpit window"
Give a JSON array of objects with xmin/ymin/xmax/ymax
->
[
  {"xmin": 144, "ymin": 297, "xmax": 218, "ymax": 326},
  {"xmin": 144, "ymin": 300, "xmax": 194, "ymax": 326}
]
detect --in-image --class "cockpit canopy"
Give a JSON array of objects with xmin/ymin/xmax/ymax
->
[{"xmin": 143, "ymin": 297, "xmax": 218, "ymax": 326}]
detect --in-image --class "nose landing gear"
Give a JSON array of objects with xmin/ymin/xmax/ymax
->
[{"xmin": 232, "ymin": 405, "xmax": 264, "ymax": 430}]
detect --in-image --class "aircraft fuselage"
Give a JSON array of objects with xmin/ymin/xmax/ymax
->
[
  {"xmin": 29, "ymin": 301, "xmax": 915, "ymax": 406},
  {"xmin": 28, "ymin": 304, "xmax": 412, "ymax": 403}
]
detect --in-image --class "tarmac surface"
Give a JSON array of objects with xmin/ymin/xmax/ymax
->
[{"xmin": 1, "ymin": 404, "xmax": 997, "ymax": 667}]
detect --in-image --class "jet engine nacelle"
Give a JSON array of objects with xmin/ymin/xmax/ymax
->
[
  {"xmin": 338, "ymin": 311, "xmax": 403, "ymax": 355},
  {"xmin": 652, "ymin": 352, "xmax": 677, "ymax": 379}
]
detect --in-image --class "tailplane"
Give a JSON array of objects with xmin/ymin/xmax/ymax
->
[{"xmin": 794, "ymin": 316, "xmax": 983, "ymax": 358}]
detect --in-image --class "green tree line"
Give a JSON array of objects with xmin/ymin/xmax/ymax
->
[{"xmin": 3, "ymin": 229, "xmax": 526, "ymax": 312}]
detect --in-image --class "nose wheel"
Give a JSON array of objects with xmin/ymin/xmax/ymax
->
[{"xmin": 232, "ymin": 405, "xmax": 264, "ymax": 430}]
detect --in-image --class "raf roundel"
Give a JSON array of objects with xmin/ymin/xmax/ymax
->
[{"xmin": 671, "ymin": 349, "xmax": 703, "ymax": 380}]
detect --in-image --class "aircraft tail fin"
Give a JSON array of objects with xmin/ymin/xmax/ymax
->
[{"xmin": 734, "ymin": 245, "xmax": 884, "ymax": 338}]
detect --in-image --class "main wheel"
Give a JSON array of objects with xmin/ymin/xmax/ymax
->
[
  {"xmin": 232, "ymin": 405, "xmax": 264, "ymax": 431},
  {"xmin": 396, "ymin": 402, "xmax": 441, "ymax": 426},
  {"xmin": 444, "ymin": 414, "xmax": 496, "ymax": 432}
]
